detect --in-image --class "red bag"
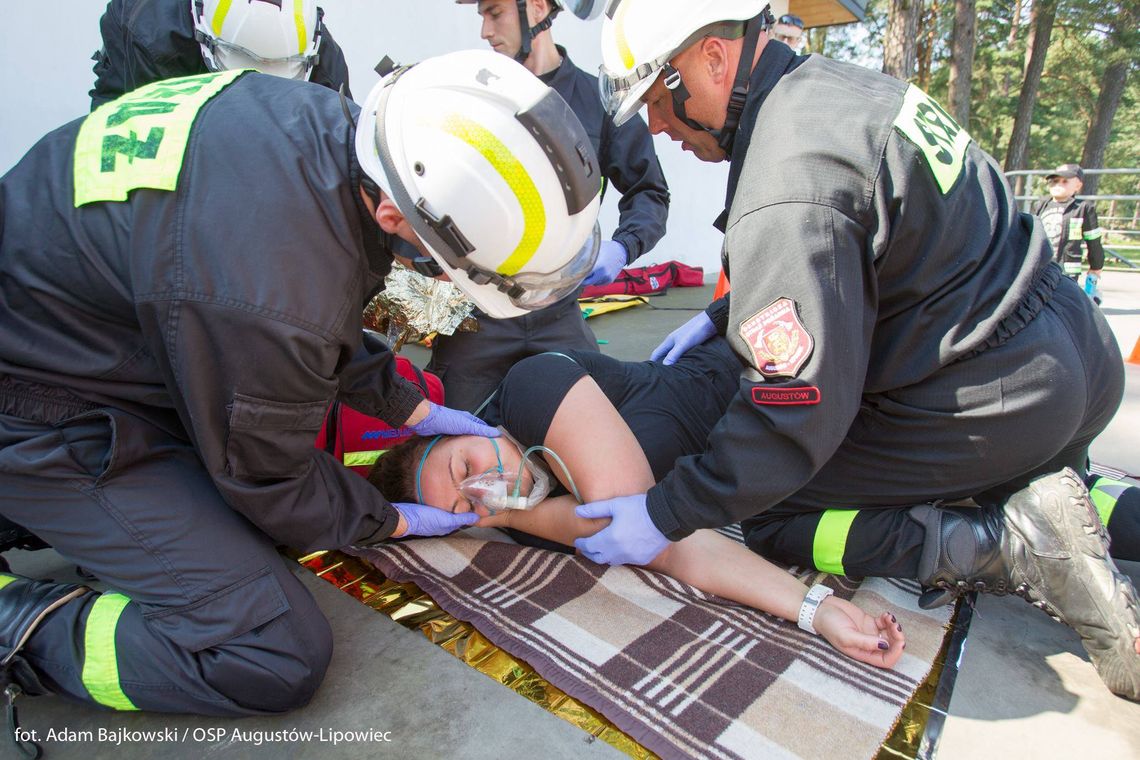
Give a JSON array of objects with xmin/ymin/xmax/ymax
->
[
  {"xmin": 580, "ymin": 260, "xmax": 704, "ymax": 298},
  {"xmin": 314, "ymin": 357, "xmax": 444, "ymax": 477}
]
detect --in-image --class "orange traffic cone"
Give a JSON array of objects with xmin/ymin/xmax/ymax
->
[
  {"xmin": 1129, "ymin": 336, "xmax": 1140, "ymax": 365},
  {"xmin": 713, "ymin": 270, "xmax": 731, "ymax": 300}
]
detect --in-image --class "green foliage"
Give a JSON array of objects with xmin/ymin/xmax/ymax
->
[{"xmin": 814, "ymin": 0, "xmax": 1138, "ymax": 212}]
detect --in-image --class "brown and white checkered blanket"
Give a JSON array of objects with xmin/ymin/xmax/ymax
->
[{"xmin": 354, "ymin": 533, "xmax": 953, "ymax": 760}]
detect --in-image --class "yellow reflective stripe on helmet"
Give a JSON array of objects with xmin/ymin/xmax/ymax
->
[
  {"xmin": 0, "ymin": 575, "xmax": 17, "ymax": 591},
  {"xmin": 211, "ymin": 0, "xmax": 234, "ymax": 36},
  {"xmin": 812, "ymin": 509, "xmax": 859, "ymax": 576},
  {"xmin": 82, "ymin": 593, "xmax": 139, "ymax": 711},
  {"xmin": 439, "ymin": 114, "xmax": 545, "ymax": 276},
  {"xmin": 74, "ymin": 70, "xmax": 246, "ymax": 206},
  {"xmin": 613, "ymin": 0, "xmax": 635, "ymax": 70},
  {"xmin": 344, "ymin": 450, "xmax": 386, "ymax": 468},
  {"xmin": 1084, "ymin": 228, "xmax": 1104, "ymax": 240},
  {"xmin": 293, "ymin": 0, "xmax": 307, "ymax": 55}
]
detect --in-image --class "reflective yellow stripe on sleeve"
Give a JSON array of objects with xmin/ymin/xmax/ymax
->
[
  {"xmin": 344, "ymin": 450, "xmax": 385, "ymax": 468},
  {"xmin": 1084, "ymin": 228, "xmax": 1104, "ymax": 240},
  {"xmin": 436, "ymin": 114, "xmax": 545, "ymax": 276},
  {"xmin": 812, "ymin": 510, "xmax": 859, "ymax": 576},
  {"xmin": 82, "ymin": 593, "xmax": 139, "ymax": 711}
]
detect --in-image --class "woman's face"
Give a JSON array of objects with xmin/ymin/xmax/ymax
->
[{"xmin": 417, "ymin": 434, "xmax": 529, "ymax": 516}]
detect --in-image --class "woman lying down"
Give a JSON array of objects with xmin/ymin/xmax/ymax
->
[{"xmin": 369, "ymin": 339, "xmax": 905, "ymax": 668}]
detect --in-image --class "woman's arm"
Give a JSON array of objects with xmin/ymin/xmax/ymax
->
[{"xmin": 478, "ymin": 375, "xmax": 905, "ymax": 668}]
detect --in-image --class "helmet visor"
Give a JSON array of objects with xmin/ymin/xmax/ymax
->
[
  {"xmin": 508, "ymin": 220, "xmax": 600, "ymax": 310},
  {"xmin": 210, "ymin": 39, "xmax": 316, "ymax": 80},
  {"xmin": 599, "ymin": 61, "xmax": 663, "ymax": 126}
]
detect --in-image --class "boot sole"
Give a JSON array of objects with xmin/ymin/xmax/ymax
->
[{"xmin": 1007, "ymin": 468, "xmax": 1140, "ymax": 701}]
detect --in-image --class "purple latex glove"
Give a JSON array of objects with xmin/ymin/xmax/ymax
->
[
  {"xmin": 650, "ymin": 311, "xmax": 716, "ymax": 365},
  {"xmin": 581, "ymin": 240, "xmax": 628, "ymax": 287},
  {"xmin": 573, "ymin": 494, "xmax": 670, "ymax": 566},
  {"xmin": 393, "ymin": 502, "xmax": 479, "ymax": 537},
  {"xmin": 408, "ymin": 402, "xmax": 500, "ymax": 438}
]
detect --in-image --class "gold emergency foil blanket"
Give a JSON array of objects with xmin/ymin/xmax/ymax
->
[
  {"xmin": 295, "ymin": 549, "xmax": 951, "ymax": 759},
  {"xmin": 363, "ymin": 268, "xmax": 477, "ymax": 350}
]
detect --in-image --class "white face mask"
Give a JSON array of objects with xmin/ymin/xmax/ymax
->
[{"xmin": 457, "ymin": 435, "xmax": 552, "ymax": 512}]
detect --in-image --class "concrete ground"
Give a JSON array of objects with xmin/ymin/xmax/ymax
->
[{"xmin": 6, "ymin": 272, "xmax": 1140, "ymax": 759}]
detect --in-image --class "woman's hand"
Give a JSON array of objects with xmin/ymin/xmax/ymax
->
[{"xmin": 813, "ymin": 596, "xmax": 905, "ymax": 669}]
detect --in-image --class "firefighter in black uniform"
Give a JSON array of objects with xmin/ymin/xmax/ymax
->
[
  {"xmin": 1033, "ymin": 163, "xmax": 1106, "ymax": 301},
  {"xmin": 0, "ymin": 50, "xmax": 601, "ymax": 740},
  {"xmin": 432, "ymin": 0, "xmax": 670, "ymax": 411},
  {"xmin": 579, "ymin": 0, "xmax": 1140, "ymax": 701},
  {"xmin": 90, "ymin": 0, "xmax": 353, "ymax": 109}
]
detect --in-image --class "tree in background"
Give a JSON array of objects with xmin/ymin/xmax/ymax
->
[
  {"xmin": 1004, "ymin": 0, "xmax": 1057, "ymax": 180},
  {"xmin": 1079, "ymin": 4, "xmax": 1138, "ymax": 194},
  {"xmin": 948, "ymin": 0, "xmax": 979, "ymax": 126},
  {"xmin": 814, "ymin": 0, "xmax": 1137, "ymax": 218},
  {"xmin": 883, "ymin": 0, "xmax": 923, "ymax": 79}
]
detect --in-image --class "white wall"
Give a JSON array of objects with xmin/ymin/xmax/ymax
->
[{"xmin": 0, "ymin": 1, "xmax": 729, "ymax": 274}]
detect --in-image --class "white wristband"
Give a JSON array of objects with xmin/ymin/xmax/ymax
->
[{"xmin": 797, "ymin": 584, "xmax": 834, "ymax": 635}]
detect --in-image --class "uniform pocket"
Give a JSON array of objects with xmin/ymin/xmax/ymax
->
[
  {"xmin": 143, "ymin": 565, "xmax": 289, "ymax": 652},
  {"xmin": 224, "ymin": 394, "xmax": 329, "ymax": 480}
]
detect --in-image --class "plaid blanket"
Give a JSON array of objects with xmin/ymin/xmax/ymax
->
[{"xmin": 354, "ymin": 534, "xmax": 953, "ymax": 760}]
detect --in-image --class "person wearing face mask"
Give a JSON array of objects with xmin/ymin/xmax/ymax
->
[
  {"xmin": 428, "ymin": 0, "xmax": 670, "ymax": 412},
  {"xmin": 368, "ymin": 341, "xmax": 908, "ymax": 669},
  {"xmin": 89, "ymin": 0, "xmax": 353, "ymax": 109},
  {"xmin": 574, "ymin": 0, "xmax": 1140, "ymax": 702},
  {"xmin": 1033, "ymin": 164, "xmax": 1106, "ymax": 304}
]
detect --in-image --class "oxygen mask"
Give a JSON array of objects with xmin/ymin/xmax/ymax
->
[{"xmin": 457, "ymin": 431, "xmax": 552, "ymax": 513}]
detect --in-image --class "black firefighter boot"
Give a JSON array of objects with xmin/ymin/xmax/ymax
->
[
  {"xmin": 0, "ymin": 574, "xmax": 90, "ymax": 759},
  {"xmin": 910, "ymin": 468, "xmax": 1140, "ymax": 701}
]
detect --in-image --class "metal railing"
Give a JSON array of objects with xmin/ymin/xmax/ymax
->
[{"xmin": 1005, "ymin": 168, "xmax": 1140, "ymax": 269}]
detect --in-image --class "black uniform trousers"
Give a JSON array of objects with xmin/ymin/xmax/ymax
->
[
  {"xmin": 0, "ymin": 394, "xmax": 331, "ymax": 715},
  {"xmin": 743, "ymin": 271, "xmax": 1131, "ymax": 578},
  {"xmin": 427, "ymin": 295, "xmax": 599, "ymax": 413}
]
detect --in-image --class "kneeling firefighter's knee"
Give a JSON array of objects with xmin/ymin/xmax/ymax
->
[{"xmin": 205, "ymin": 607, "xmax": 334, "ymax": 713}]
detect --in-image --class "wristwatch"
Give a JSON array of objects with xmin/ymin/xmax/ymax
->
[{"xmin": 797, "ymin": 584, "xmax": 834, "ymax": 634}]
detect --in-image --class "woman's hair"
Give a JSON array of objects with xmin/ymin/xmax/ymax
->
[{"xmin": 367, "ymin": 435, "xmax": 436, "ymax": 504}]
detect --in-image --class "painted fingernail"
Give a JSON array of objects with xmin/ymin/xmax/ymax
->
[
  {"xmin": 890, "ymin": 614, "xmax": 897, "ymax": 623},
  {"xmin": 902, "ymin": 642, "xmax": 907, "ymax": 650},
  {"xmin": 878, "ymin": 640, "xmax": 889, "ymax": 650},
  {"xmin": 897, "ymin": 624, "xmax": 903, "ymax": 632}
]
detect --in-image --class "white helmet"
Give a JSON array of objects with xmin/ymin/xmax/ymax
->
[
  {"xmin": 192, "ymin": 0, "xmax": 322, "ymax": 81},
  {"xmin": 356, "ymin": 50, "xmax": 603, "ymax": 320},
  {"xmin": 599, "ymin": 0, "xmax": 767, "ymax": 126},
  {"xmin": 455, "ymin": 1, "xmax": 602, "ymax": 62}
]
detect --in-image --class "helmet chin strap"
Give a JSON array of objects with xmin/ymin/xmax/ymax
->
[
  {"xmin": 513, "ymin": 0, "xmax": 560, "ymax": 63},
  {"xmin": 663, "ymin": 6, "xmax": 775, "ymax": 156},
  {"xmin": 717, "ymin": 9, "xmax": 770, "ymax": 154}
]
